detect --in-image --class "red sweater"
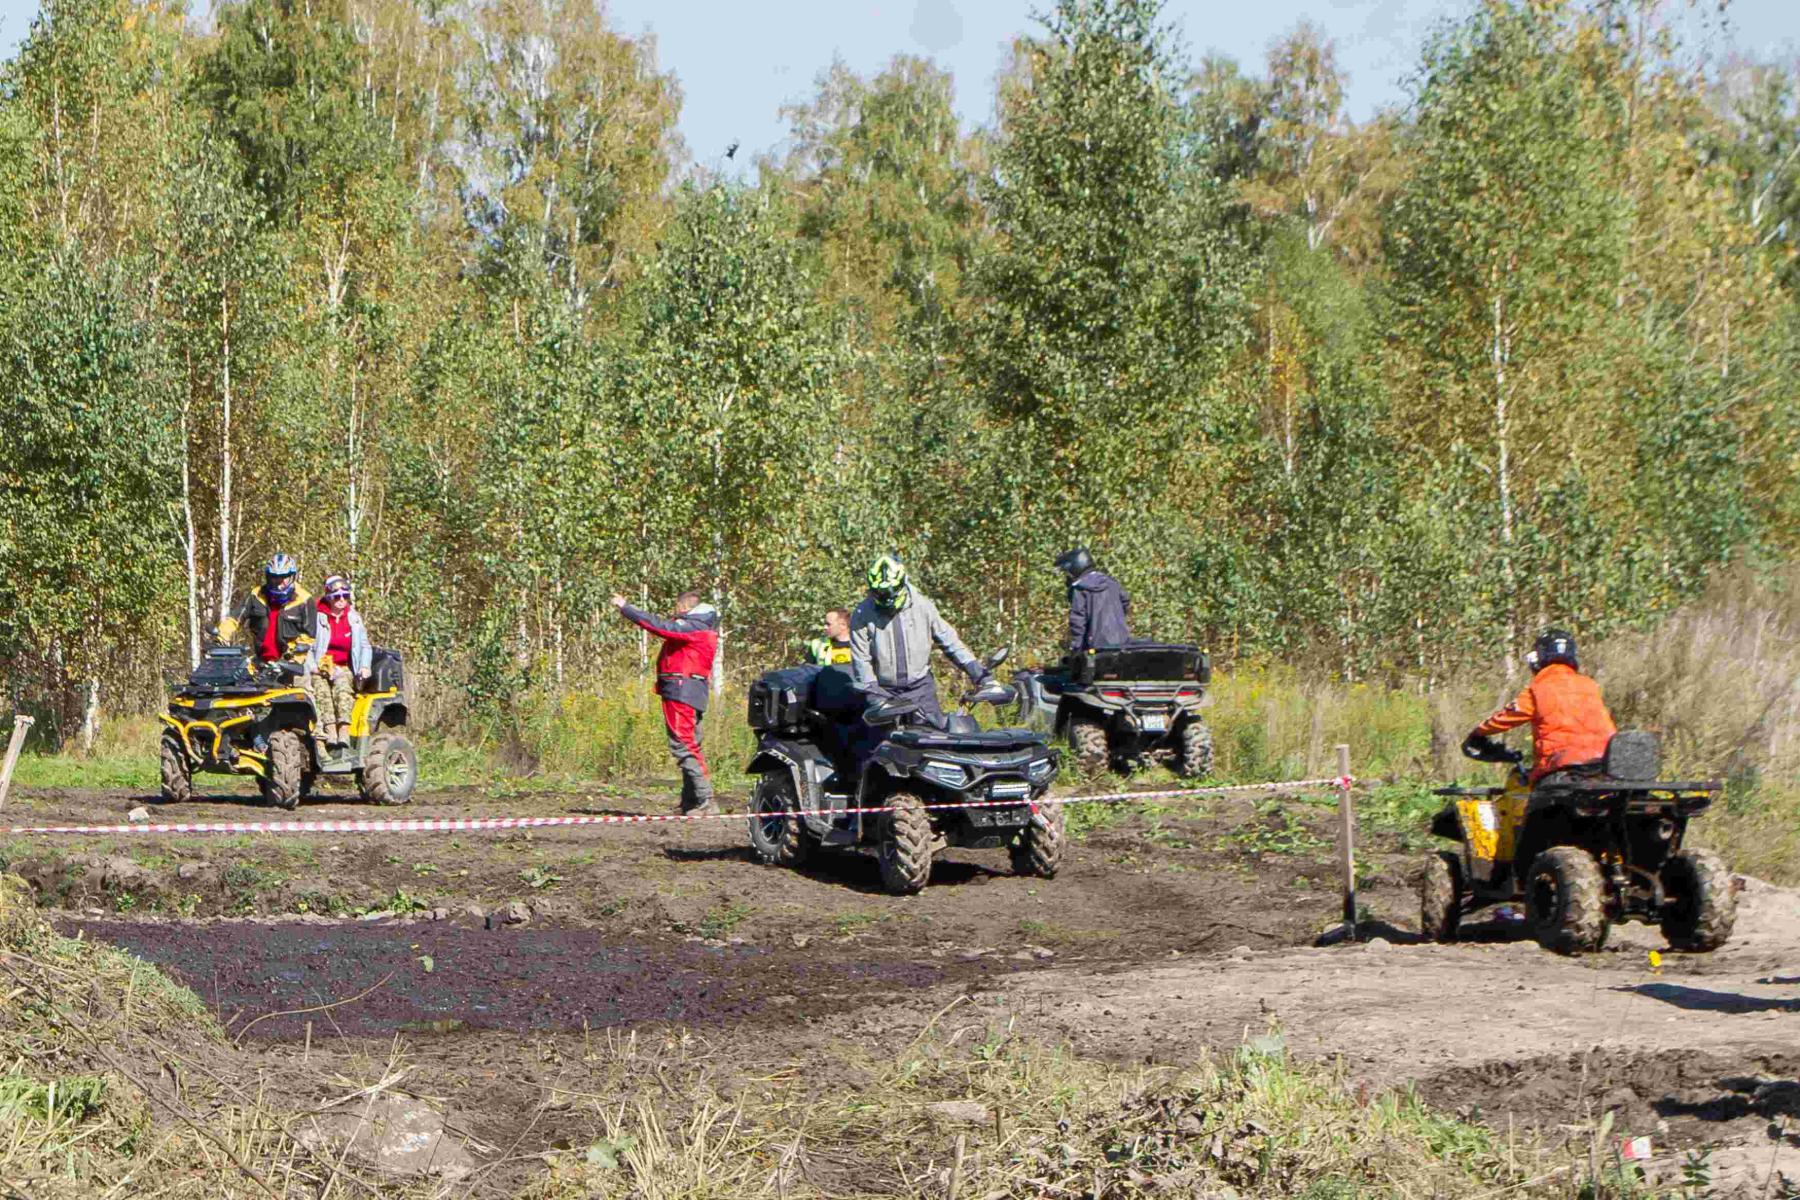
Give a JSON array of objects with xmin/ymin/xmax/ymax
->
[{"xmin": 320, "ymin": 610, "xmax": 354, "ymax": 668}]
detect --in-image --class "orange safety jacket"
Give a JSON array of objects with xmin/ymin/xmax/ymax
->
[{"xmin": 1473, "ymin": 662, "xmax": 1617, "ymax": 783}]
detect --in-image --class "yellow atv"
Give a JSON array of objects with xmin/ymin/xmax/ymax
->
[
  {"xmin": 159, "ymin": 647, "xmax": 416, "ymax": 809},
  {"xmin": 1421, "ymin": 730, "xmax": 1734, "ymax": 955}
]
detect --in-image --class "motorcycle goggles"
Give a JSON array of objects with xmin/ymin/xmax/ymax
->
[{"xmin": 871, "ymin": 584, "xmax": 907, "ymax": 612}]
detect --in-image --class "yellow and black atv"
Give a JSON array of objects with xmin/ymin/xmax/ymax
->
[
  {"xmin": 1420, "ymin": 730, "xmax": 1734, "ymax": 955},
  {"xmin": 159, "ymin": 646, "xmax": 416, "ymax": 809}
]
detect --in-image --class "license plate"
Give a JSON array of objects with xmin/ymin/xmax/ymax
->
[{"xmin": 1141, "ymin": 713, "xmax": 1168, "ymax": 733}]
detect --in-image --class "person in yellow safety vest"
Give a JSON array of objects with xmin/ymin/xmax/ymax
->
[{"xmin": 804, "ymin": 608, "xmax": 853, "ymax": 669}]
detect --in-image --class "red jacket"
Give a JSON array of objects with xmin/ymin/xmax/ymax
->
[
  {"xmin": 622, "ymin": 602, "xmax": 719, "ymax": 710},
  {"xmin": 1474, "ymin": 662, "xmax": 1617, "ymax": 782}
]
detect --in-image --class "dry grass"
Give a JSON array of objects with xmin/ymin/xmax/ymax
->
[
  {"xmin": 0, "ymin": 872, "xmax": 455, "ymax": 1199},
  {"xmin": 508, "ymin": 1013, "xmax": 1657, "ymax": 1200}
]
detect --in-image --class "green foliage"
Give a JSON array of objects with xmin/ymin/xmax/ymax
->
[
  {"xmin": 192, "ymin": 0, "xmax": 387, "ymax": 226},
  {"xmin": 0, "ymin": 259, "xmax": 179, "ymax": 735},
  {"xmin": 0, "ymin": 0, "xmax": 1796, "ymax": 767}
]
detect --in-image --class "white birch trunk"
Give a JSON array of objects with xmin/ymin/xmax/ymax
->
[
  {"xmin": 217, "ymin": 297, "xmax": 236, "ymax": 623},
  {"xmin": 1491, "ymin": 289, "xmax": 1517, "ymax": 674},
  {"xmin": 711, "ymin": 392, "xmax": 731, "ymax": 698},
  {"xmin": 78, "ymin": 678, "xmax": 100, "ymax": 753},
  {"xmin": 347, "ymin": 361, "xmax": 363, "ymax": 565},
  {"xmin": 181, "ymin": 398, "xmax": 201, "ymax": 667}
]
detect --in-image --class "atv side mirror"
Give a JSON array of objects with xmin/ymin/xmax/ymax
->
[{"xmin": 983, "ymin": 647, "xmax": 1010, "ymax": 669}]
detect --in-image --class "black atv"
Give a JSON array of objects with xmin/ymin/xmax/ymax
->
[
  {"xmin": 744, "ymin": 651, "xmax": 1064, "ymax": 895},
  {"xmin": 160, "ymin": 646, "xmax": 416, "ymax": 809},
  {"xmin": 1422, "ymin": 730, "xmax": 1735, "ymax": 955},
  {"xmin": 1015, "ymin": 643, "xmax": 1213, "ymax": 777}
]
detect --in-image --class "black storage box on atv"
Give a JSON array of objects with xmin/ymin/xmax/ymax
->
[
  {"xmin": 188, "ymin": 647, "xmax": 259, "ymax": 691},
  {"xmin": 747, "ymin": 664, "xmax": 821, "ymax": 733},
  {"xmin": 1069, "ymin": 643, "xmax": 1210, "ymax": 686},
  {"xmin": 367, "ymin": 647, "xmax": 406, "ymax": 694}
]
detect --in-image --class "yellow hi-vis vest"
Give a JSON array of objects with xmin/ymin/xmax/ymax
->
[{"xmin": 805, "ymin": 636, "xmax": 852, "ymax": 667}]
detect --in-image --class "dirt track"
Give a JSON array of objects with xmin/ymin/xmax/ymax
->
[{"xmin": 12, "ymin": 778, "xmax": 1800, "ymax": 1190}]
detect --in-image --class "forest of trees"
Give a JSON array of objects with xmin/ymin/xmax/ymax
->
[{"xmin": 1, "ymin": 0, "xmax": 1796, "ymax": 748}]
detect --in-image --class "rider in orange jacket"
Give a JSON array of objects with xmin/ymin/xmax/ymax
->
[{"xmin": 1465, "ymin": 629, "xmax": 1616, "ymax": 783}]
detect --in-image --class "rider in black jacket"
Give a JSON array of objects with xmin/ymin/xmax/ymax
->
[{"xmin": 1056, "ymin": 548, "xmax": 1132, "ymax": 657}]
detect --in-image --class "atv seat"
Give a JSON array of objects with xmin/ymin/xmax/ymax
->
[{"xmin": 810, "ymin": 666, "xmax": 864, "ymax": 722}]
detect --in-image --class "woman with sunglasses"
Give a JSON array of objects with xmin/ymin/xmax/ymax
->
[{"xmin": 308, "ymin": 575, "xmax": 372, "ymax": 751}]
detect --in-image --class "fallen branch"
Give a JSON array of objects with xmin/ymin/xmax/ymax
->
[{"xmin": 232, "ymin": 972, "xmax": 394, "ymax": 1047}]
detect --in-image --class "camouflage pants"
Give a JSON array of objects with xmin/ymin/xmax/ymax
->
[{"xmin": 309, "ymin": 667, "xmax": 355, "ymax": 736}]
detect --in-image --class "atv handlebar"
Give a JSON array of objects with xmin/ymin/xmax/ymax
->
[
  {"xmin": 864, "ymin": 696, "xmax": 919, "ymax": 727},
  {"xmin": 964, "ymin": 679, "xmax": 1017, "ymax": 708},
  {"xmin": 1461, "ymin": 732, "xmax": 1523, "ymax": 765}
]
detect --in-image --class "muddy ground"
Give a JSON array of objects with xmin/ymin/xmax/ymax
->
[{"xmin": 9, "ymin": 777, "xmax": 1800, "ymax": 1194}]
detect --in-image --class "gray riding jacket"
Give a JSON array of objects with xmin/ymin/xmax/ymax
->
[{"xmin": 849, "ymin": 587, "xmax": 985, "ymax": 697}]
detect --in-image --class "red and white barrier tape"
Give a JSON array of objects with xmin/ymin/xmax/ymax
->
[{"xmin": 0, "ymin": 776, "xmax": 1351, "ymax": 838}]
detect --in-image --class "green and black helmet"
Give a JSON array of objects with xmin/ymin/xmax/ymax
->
[{"xmin": 868, "ymin": 553, "xmax": 909, "ymax": 612}]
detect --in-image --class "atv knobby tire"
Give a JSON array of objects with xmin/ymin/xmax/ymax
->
[
  {"xmin": 359, "ymin": 731, "xmax": 417, "ymax": 805},
  {"xmin": 1174, "ymin": 718, "xmax": 1214, "ymax": 779},
  {"xmin": 1661, "ymin": 848, "xmax": 1736, "ymax": 952},
  {"xmin": 1068, "ymin": 714, "xmax": 1110, "ymax": 773},
  {"xmin": 1525, "ymin": 845, "xmax": 1609, "ymax": 955},
  {"xmin": 748, "ymin": 773, "xmax": 812, "ymax": 868},
  {"xmin": 159, "ymin": 732, "xmax": 192, "ymax": 804},
  {"xmin": 1010, "ymin": 803, "xmax": 1066, "ymax": 879},
  {"xmin": 259, "ymin": 729, "xmax": 305, "ymax": 811},
  {"xmin": 1419, "ymin": 849, "xmax": 1463, "ymax": 943},
  {"xmin": 877, "ymin": 791, "xmax": 933, "ymax": 895}
]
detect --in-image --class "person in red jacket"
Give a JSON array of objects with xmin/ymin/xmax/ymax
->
[
  {"xmin": 612, "ymin": 590, "xmax": 720, "ymax": 813},
  {"xmin": 1465, "ymin": 628, "xmax": 1617, "ymax": 784}
]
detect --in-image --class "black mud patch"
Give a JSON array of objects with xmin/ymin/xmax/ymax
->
[{"xmin": 71, "ymin": 918, "xmax": 1024, "ymax": 1042}]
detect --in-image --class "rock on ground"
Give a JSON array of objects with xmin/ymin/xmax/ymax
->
[{"xmin": 297, "ymin": 1093, "xmax": 475, "ymax": 1180}]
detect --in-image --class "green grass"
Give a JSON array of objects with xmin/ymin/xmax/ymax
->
[
  {"xmin": 693, "ymin": 901, "xmax": 753, "ymax": 941},
  {"xmin": 1216, "ymin": 798, "xmax": 1330, "ymax": 858},
  {"xmin": 12, "ymin": 646, "xmax": 1799, "ymax": 889}
]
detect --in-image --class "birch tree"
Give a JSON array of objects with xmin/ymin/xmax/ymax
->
[{"xmin": 1385, "ymin": 0, "xmax": 1627, "ymax": 660}]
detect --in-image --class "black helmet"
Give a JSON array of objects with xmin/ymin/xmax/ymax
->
[
  {"xmin": 1054, "ymin": 547, "xmax": 1094, "ymax": 580},
  {"xmin": 1532, "ymin": 628, "xmax": 1578, "ymax": 670}
]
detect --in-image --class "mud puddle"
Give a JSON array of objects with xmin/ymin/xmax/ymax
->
[{"xmin": 71, "ymin": 917, "xmax": 1027, "ymax": 1041}]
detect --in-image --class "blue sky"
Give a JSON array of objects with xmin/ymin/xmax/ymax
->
[
  {"xmin": 1, "ymin": 0, "xmax": 1793, "ymax": 174},
  {"xmin": 604, "ymin": 0, "xmax": 1796, "ymax": 172}
]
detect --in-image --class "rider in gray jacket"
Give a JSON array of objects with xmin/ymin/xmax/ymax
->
[{"xmin": 850, "ymin": 553, "xmax": 989, "ymax": 727}]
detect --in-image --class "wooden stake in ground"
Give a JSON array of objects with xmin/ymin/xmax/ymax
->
[
  {"xmin": 1336, "ymin": 743, "xmax": 1356, "ymax": 939},
  {"xmin": 0, "ymin": 715, "xmax": 34, "ymax": 812}
]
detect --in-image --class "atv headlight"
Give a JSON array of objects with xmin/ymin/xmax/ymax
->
[
  {"xmin": 1028, "ymin": 757, "xmax": 1057, "ymax": 785},
  {"xmin": 921, "ymin": 760, "xmax": 968, "ymax": 788}
]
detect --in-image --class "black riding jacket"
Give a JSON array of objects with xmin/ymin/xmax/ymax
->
[{"xmin": 1067, "ymin": 569, "xmax": 1132, "ymax": 656}]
